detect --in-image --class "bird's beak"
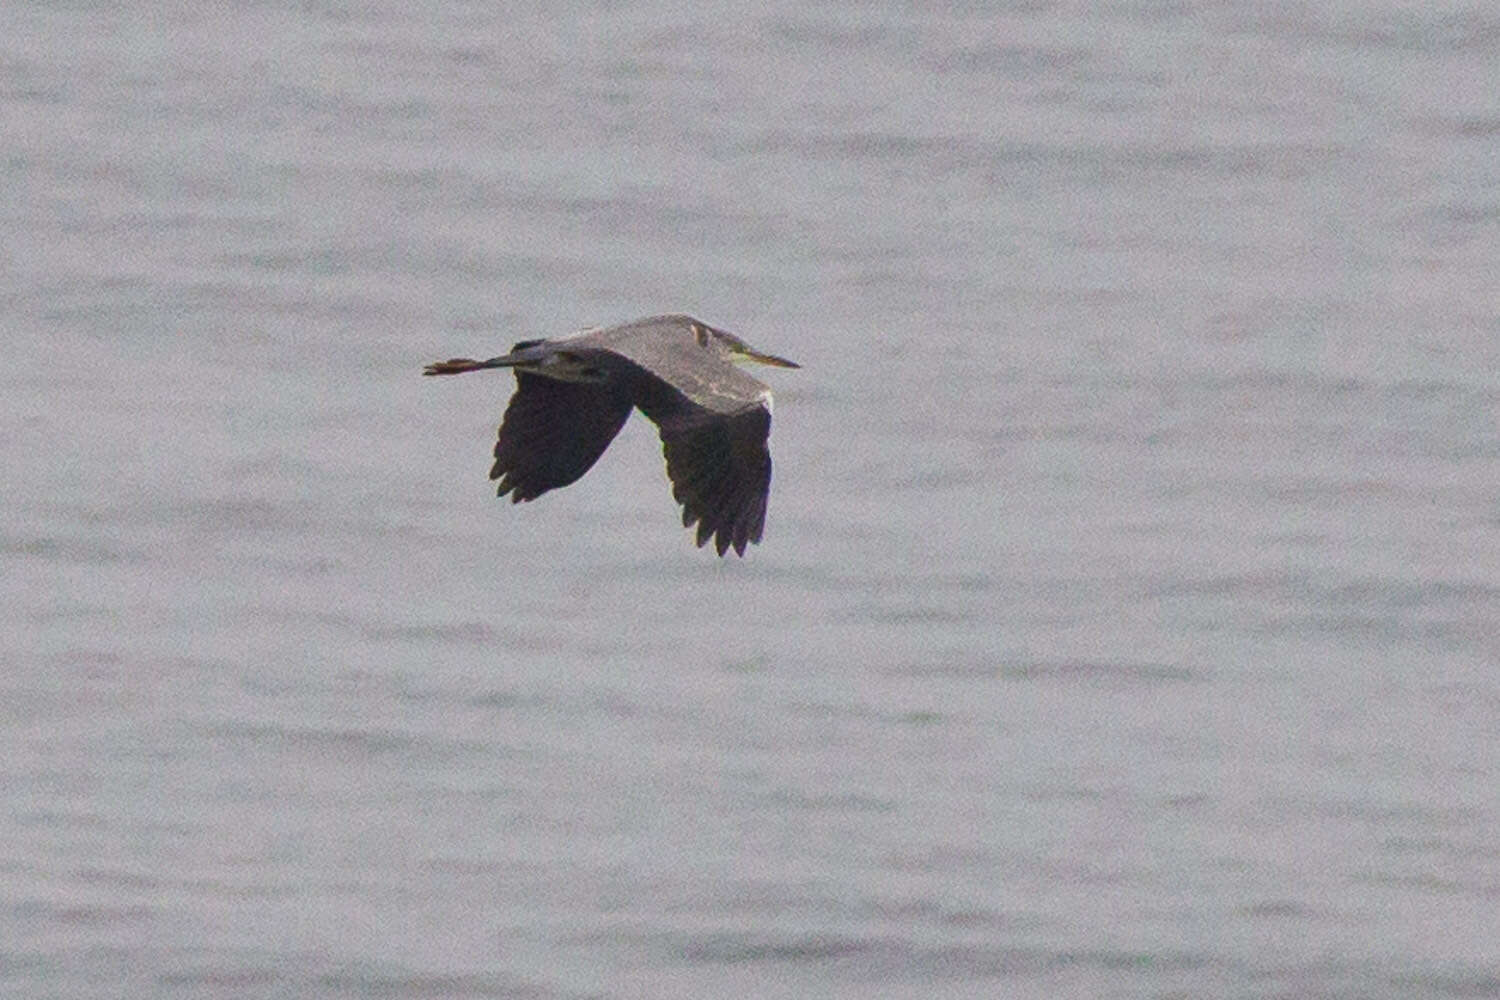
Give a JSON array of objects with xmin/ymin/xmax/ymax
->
[{"xmin": 744, "ymin": 349, "xmax": 801, "ymax": 369}]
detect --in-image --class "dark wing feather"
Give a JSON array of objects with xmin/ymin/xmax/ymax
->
[
  {"xmin": 490, "ymin": 372, "xmax": 633, "ymax": 502},
  {"xmin": 653, "ymin": 403, "xmax": 773, "ymax": 556}
]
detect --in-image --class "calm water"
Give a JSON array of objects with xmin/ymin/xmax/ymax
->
[{"xmin": 4, "ymin": 1, "xmax": 1499, "ymax": 997}]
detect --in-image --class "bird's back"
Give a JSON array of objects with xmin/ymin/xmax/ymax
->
[{"xmin": 570, "ymin": 315, "xmax": 771, "ymax": 415}]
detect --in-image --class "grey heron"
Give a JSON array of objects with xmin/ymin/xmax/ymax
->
[{"xmin": 424, "ymin": 314, "xmax": 799, "ymax": 556}]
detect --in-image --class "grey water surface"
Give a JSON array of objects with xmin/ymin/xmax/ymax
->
[{"xmin": 4, "ymin": 1, "xmax": 1499, "ymax": 997}]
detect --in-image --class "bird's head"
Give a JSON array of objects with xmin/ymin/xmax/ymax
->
[{"xmin": 694, "ymin": 322, "xmax": 800, "ymax": 370}]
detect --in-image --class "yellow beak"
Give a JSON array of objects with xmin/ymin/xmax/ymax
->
[{"xmin": 744, "ymin": 349, "xmax": 801, "ymax": 369}]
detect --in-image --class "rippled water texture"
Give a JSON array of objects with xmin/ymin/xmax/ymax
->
[{"xmin": 4, "ymin": 1, "xmax": 1499, "ymax": 997}]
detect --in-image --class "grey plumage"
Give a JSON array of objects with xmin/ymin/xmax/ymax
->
[{"xmin": 424, "ymin": 314, "xmax": 799, "ymax": 557}]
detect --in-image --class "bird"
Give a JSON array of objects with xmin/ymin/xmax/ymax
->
[{"xmin": 423, "ymin": 314, "xmax": 799, "ymax": 557}]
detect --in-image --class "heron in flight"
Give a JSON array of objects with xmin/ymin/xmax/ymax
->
[{"xmin": 423, "ymin": 314, "xmax": 799, "ymax": 556}]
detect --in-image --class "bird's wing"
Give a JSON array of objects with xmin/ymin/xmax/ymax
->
[
  {"xmin": 491, "ymin": 371, "xmax": 634, "ymax": 502},
  {"xmin": 651, "ymin": 400, "xmax": 773, "ymax": 557}
]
